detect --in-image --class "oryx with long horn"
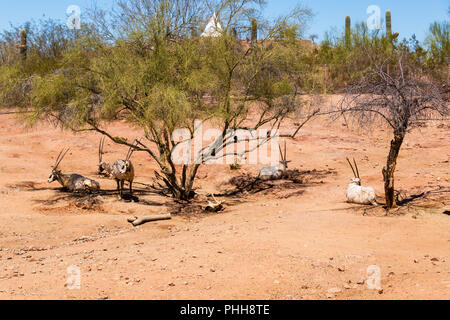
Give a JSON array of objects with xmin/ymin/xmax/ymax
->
[
  {"xmin": 346, "ymin": 157, "xmax": 377, "ymax": 205},
  {"xmin": 48, "ymin": 148, "xmax": 100, "ymax": 193},
  {"xmin": 98, "ymin": 137, "xmax": 136, "ymax": 199},
  {"xmin": 258, "ymin": 141, "xmax": 291, "ymax": 180}
]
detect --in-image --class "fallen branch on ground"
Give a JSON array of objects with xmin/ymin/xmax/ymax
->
[
  {"xmin": 205, "ymin": 194, "xmax": 225, "ymax": 212},
  {"xmin": 127, "ymin": 214, "xmax": 172, "ymax": 226}
]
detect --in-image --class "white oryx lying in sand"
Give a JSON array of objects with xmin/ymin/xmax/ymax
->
[
  {"xmin": 346, "ymin": 158, "xmax": 377, "ymax": 205},
  {"xmin": 258, "ymin": 141, "xmax": 291, "ymax": 180}
]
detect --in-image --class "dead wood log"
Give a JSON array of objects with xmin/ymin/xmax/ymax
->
[
  {"xmin": 205, "ymin": 194, "xmax": 225, "ymax": 212},
  {"xmin": 127, "ymin": 214, "xmax": 172, "ymax": 226}
]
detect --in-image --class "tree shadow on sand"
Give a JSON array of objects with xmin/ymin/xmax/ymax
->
[
  {"xmin": 352, "ymin": 186, "xmax": 450, "ymax": 217},
  {"xmin": 33, "ymin": 185, "xmax": 165, "ymax": 210},
  {"xmin": 221, "ymin": 169, "xmax": 335, "ymax": 198},
  {"xmin": 167, "ymin": 169, "xmax": 336, "ymax": 217}
]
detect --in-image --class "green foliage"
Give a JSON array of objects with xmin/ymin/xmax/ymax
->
[
  {"xmin": 0, "ymin": 18, "xmax": 77, "ymax": 109},
  {"xmin": 425, "ymin": 21, "xmax": 449, "ymax": 65}
]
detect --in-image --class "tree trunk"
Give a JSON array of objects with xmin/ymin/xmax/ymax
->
[
  {"xmin": 158, "ymin": 164, "xmax": 199, "ymax": 201},
  {"xmin": 382, "ymin": 133, "xmax": 404, "ymax": 209}
]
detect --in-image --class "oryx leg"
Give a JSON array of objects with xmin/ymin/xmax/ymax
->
[
  {"xmin": 116, "ymin": 179, "xmax": 122, "ymax": 199},
  {"xmin": 120, "ymin": 180, "xmax": 124, "ymax": 199}
]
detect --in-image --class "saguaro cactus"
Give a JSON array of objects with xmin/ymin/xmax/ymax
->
[
  {"xmin": 386, "ymin": 10, "xmax": 392, "ymax": 40},
  {"xmin": 232, "ymin": 27, "xmax": 238, "ymax": 38},
  {"xmin": 345, "ymin": 15, "xmax": 351, "ymax": 48},
  {"xmin": 251, "ymin": 18, "xmax": 257, "ymax": 42},
  {"xmin": 19, "ymin": 29, "xmax": 27, "ymax": 61},
  {"xmin": 385, "ymin": 10, "xmax": 399, "ymax": 50}
]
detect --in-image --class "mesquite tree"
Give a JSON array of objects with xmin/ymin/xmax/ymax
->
[
  {"xmin": 339, "ymin": 50, "xmax": 448, "ymax": 209},
  {"xmin": 20, "ymin": 0, "xmax": 315, "ymax": 200}
]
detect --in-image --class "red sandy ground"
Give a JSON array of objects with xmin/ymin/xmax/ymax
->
[{"xmin": 0, "ymin": 97, "xmax": 449, "ymax": 300}]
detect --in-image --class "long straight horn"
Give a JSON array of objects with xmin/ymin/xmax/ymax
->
[
  {"xmin": 54, "ymin": 149, "xmax": 64, "ymax": 168},
  {"xmin": 284, "ymin": 141, "xmax": 287, "ymax": 162},
  {"xmin": 346, "ymin": 157, "xmax": 356, "ymax": 178},
  {"xmin": 353, "ymin": 158, "xmax": 360, "ymax": 179},
  {"xmin": 99, "ymin": 137, "xmax": 104, "ymax": 162},
  {"xmin": 55, "ymin": 148, "xmax": 69, "ymax": 169},
  {"xmin": 129, "ymin": 138, "xmax": 141, "ymax": 160},
  {"xmin": 126, "ymin": 141, "xmax": 136, "ymax": 161},
  {"xmin": 126, "ymin": 146, "xmax": 133, "ymax": 161},
  {"xmin": 278, "ymin": 143, "xmax": 284, "ymax": 162}
]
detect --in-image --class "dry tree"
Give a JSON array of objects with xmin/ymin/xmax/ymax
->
[{"xmin": 338, "ymin": 50, "xmax": 449, "ymax": 209}]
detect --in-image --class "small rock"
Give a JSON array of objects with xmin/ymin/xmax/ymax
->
[
  {"xmin": 337, "ymin": 266, "xmax": 345, "ymax": 272},
  {"xmin": 327, "ymin": 287, "xmax": 341, "ymax": 294},
  {"xmin": 357, "ymin": 278, "xmax": 365, "ymax": 285},
  {"xmin": 168, "ymin": 282, "xmax": 175, "ymax": 287}
]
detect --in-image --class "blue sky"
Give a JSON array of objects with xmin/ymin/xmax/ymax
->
[{"xmin": 0, "ymin": 0, "xmax": 448, "ymax": 42}]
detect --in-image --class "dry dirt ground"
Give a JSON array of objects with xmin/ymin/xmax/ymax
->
[{"xmin": 0, "ymin": 99, "xmax": 449, "ymax": 300}]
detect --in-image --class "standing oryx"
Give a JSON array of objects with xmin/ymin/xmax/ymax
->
[
  {"xmin": 48, "ymin": 148, "xmax": 100, "ymax": 193},
  {"xmin": 346, "ymin": 157, "xmax": 377, "ymax": 205},
  {"xmin": 98, "ymin": 137, "xmax": 136, "ymax": 199},
  {"xmin": 258, "ymin": 141, "xmax": 291, "ymax": 180}
]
